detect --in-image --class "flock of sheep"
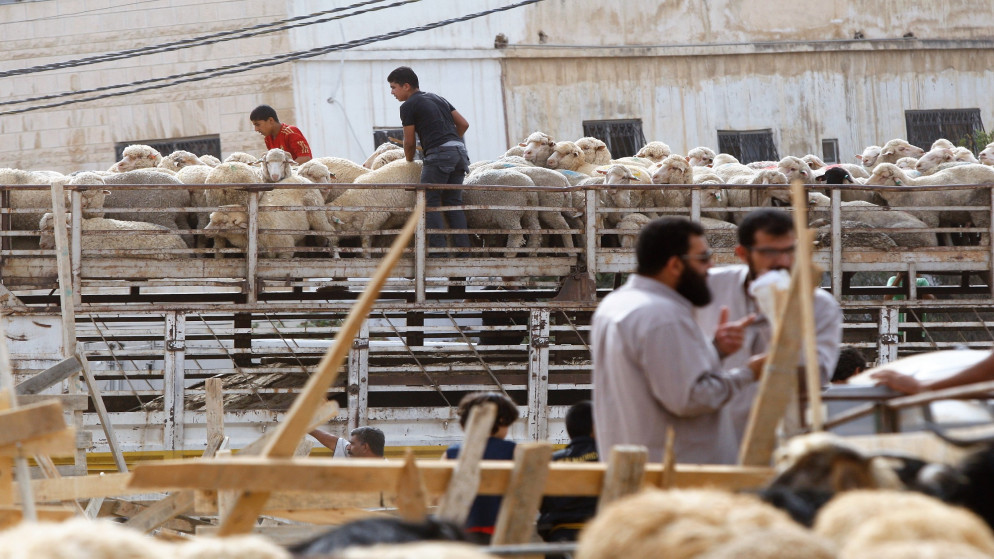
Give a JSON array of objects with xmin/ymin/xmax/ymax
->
[{"xmin": 3, "ymin": 134, "xmax": 994, "ymax": 259}]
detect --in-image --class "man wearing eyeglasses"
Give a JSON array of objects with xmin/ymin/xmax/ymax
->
[
  {"xmin": 696, "ymin": 209, "xmax": 842, "ymax": 442},
  {"xmin": 591, "ymin": 217, "xmax": 766, "ymax": 465},
  {"xmin": 309, "ymin": 426, "xmax": 385, "ymax": 458}
]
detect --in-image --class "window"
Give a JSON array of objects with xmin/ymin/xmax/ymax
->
[
  {"xmin": 906, "ymin": 109, "xmax": 985, "ymax": 153},
  {"xmin": 717, "ymin": 129, "xmax": 778, "ymax": 164},
  {"xmin": 373, "ymin": 127, "xmax": 417, "ymax": 158},
  {"xmin": 821, "ymin": 139, "xmax": 840, "ymax": 164},
  {"xmin": 581, "ymin": 119, "xmax": 646, "ymax": 158},
  {"xmin": 114, "ymin": 135, "xmax": 221, "ymax": 161}
]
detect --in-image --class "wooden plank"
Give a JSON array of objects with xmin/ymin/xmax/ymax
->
[
  {"xmin": 598, "ymin": 445, "xmax": 647, "ymax": 510},
  {"xmin": 32, "ymin": 453, "xmax": 87, "ymax": 516},
  {"xmin": 492, "ymin": 443, "xmax": 553, "ymax": 546},
  {"xmin": 395, "ymin": 450, "xmax": 428, "ymax": 522},
  {"xmin": 0, "ymin": 400, "xmax": 67, "ymax": 447},
  {"xmin": 14, "ymin": 357, "xmax": 82, "ymax": 395},
  {"xmin": 205, "ymin": 378, "xmax": 224, "ymax": 456},
  {"xmin": 218, "ymin": 200, "xmax": 425, "ymax": 536},
  {"xmin": 435, "ymin": 401, "xmax": 497, "ymax": 525},
  {"xmin": 130, "ymin": 458, "xmax": 772, "ymax": 497},
  {"xmin": 659, "ymin": 426, "xmax": 676, "ymax": 489},
  {"xmin": 0, "ymin": 505, "xmax": 75, "ymax": 529},
  {"xmin": 125, "ymin": 490, "xmax": 196, "ymax": 533},
  {"xmin": 790, "ymin": 181, "xmax": 823, "ymax": 431},
  {"xmin": 195, "ymin": 490, "xmax": 387, "ymax": 516},
  {"xmin": 25, "ymin": 473, "xmax": 160, "ymax": 503},
  {"xmin": 107, "ymin": 498, "xmax": 202, "ymax": 532},
  {"xmin": 76, "ymin": 349, "xmax": 127, "ymax": 473},
  {"xmin": 17, "ymin": 394, "xmax": 89, "ymax": 411},
  {"xmin": 0, "ymin": 427, "xmax": 76, "ymax": 458}
]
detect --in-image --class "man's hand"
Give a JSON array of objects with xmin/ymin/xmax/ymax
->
[
  {"xmin": 871, "ymin": 369, "xmax": 923, "ymax": 394},
  {"xmin": 748, "ymin": 353, "xmax": 767, "ymax": 381},
  {"xmin": 714, "ymin": 306, "xmax": 757, "ymax": 358}
]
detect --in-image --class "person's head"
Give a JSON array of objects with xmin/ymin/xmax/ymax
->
[
  {"xmin": 456, "ymin": 391, "xmax": 519, "ymax": 437},
  {"xmin": 635, "ymin": 217, "xmax": 712, "ymax": 306},
  {"xmin": 249, "ymin": 104, "xmax": 281, "ymax": 137},
  {"xmin": 347, "ymin": 426, "xmax": 385, "ymax": 458},
  {"xmin": 387, "ymin": 66, "xmax": 420, "ymax": 102},
  {"xmin": 565, "ymin": 400, "xmax": 594, "ymax": 440},
  {"xmin": 736, "ymin": 209, "xmax": 797, "ymax": 279},
  {"xmin": 832, "ymin": 346, "xmax": 867, "ymax": 384}
]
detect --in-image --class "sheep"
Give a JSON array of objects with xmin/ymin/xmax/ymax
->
[
  {"xmin": 362, "ymin": 141, "xmax": 402, "ymax": 169},
  {"xmin": 39, "ymin": 212, "xmax": 189, "ymax": 257},
  {"xmin": 371, "ymin": 148, "xmax": 405, "ymax": 169},
  {"xmin": 97, "ymin": 169, "xmax": 194, "ymax": 246},
  {"xmin": 688, "ymin": 146, "xmax": 717, "ymax": 167},
  {"xmin": 109, "ymin": 144, "xmax": 162, "ymax": 172},
  {"xmin": 807, "ymin": 194, "xmax": 938, "ymax": 248},
  {"xmin": 324, "ymin": 159, "xmax": 422, "ymax": 256},
  {"xmin": 932, "ymin": 138, "xmax": 956, "ymax": 150},
  {"xmin": 175, "ymin": 164, "xmax": 212, "ymax": 185},
  {"xmin": 692, "ymin": 166, "xmax": 723, "ymax": 184},
  {"xmin": 841, "ymin": 541, "xmax": 992, "ymax": 559},
  {"xmin": 468, "ymin": 156, "xmax": 532, "ymax": 174},
  {"xmin": 502, "ymin": 145, "xmax": 525, "ymax": 158},
  {"xmin": 609, "ymin": 156, "xmax": 654, "ymax": 168},
  {"xmin": 256, "ymin": 151, "xmax": 335, "ymax": 241},
  {"xmin": 813, "ymin": 219, "xmax": 900, "ymax": 250},
  {"xmin": 203, "ymin": 161, "xmax": 262, "ymax": 207},
  {"xmin": 311, "ymin": 156, "xmax": 371, "ymax": 191},
  {"xmin": 777, "ymin": 156, "xmax": 815, "ymax": 183},
  {"xmin": 462, "ymin": 169, "xmax": 542, "ymax": 255},
  {"xmin": 159, "ymin": 150, "xmax": 206, "ymax": 173},
  {"xmin": 506, "ymin": 166, "xmax": 577, "ymax": 249},
  {"xmin": 617, "ymin": 212, "xmax": 650, "ymax": 248},
  {"xmin": 896, "ymin": 156, "xmax": 921, "ymax": 171},
  {"xmin": 878, "ymin": 139, "xmax": 926, "ymax": 166},
  {"xmin": 979, "ymin": 142, "xmax": 994, "ymax": 166},
  {"xmin": 518, "ymin": 131, "xmax": 556, "ymax": 167},
  {"xmin": 259, "ymin": 148, "xmax": 298, "ymax": 183},
  {"xmin": 223, "ymin": 152, "xmax": 259, "ymax": 165},
  {"xmin": 712, "ymin": 153, "xmax": 741, "ymax": 167},
  {"xmin": 723, "ymin": 169, "xmax": 791, "ymax": 221},
  {"xmin": 815, "ymin": 167, "xmax": 856, "ymax": 185},
  {"xmin": 575, "ymin": 488, "xmax": 799, "ymax": 559},
  {"xmin": 297, "ymin": 159, "xmax": 333, "ymax": 184},
  {"xmin": 698, "ymin": 527, "xmax": 837, "ymax": 559},
  {"xmin": 646, "ymin": 155, "xmax": 729, "ymax": 221},
  {"xmin": 747, "ymin": 160, "xmax": 779, "ymax": 169},
  {"xmin": 814, "ymin": 490, "xmax": 994, "ymax": 557},
  {"xmin": 199, "ymin": 154, "xmax": 221, "ymax": 167},
  {"xmin": 953, "ymin": 146, "xmax": 980, "ymax": 163},
  {"xmin": 634, "ymin": 141, "xmax": 672, "ymax": 163},
  {"xmin": 916, "ymin": 147, "xmax": 954, "ymax": 174},
  {"xmin": 546, "ymin": 141, "xmax": 599, "ymax": 176},
  {"xmin": 856, "ymin": 145, "xmax": 882, "ymax": 171},
  {"xmin": 574, "ymin": 136, "xmax": 611, "ymax": 165},
  {"xmin": 2, "ymin": 168, "xmax": 106, "ymax": 233},
  {"xmin": 204, "ymin": 188, "xmax": 330, "ymax": 258}
]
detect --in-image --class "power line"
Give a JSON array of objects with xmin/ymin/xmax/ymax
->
[
  {"xmin": 0, "ymin": 0, "xmax": 406, "ymax": 79},
  {"xmin": 0, "ymin": 0, "xmax": 546, "ymax": 117}
]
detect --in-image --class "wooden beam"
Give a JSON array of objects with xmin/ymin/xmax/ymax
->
[
  {"xmin": 0, "ymin": 427, "xmax": 76, "ymax": 458},
  {"xmin": 218, "ymin": 200, "xmax": 425, "ymax": 536},
  {"xmin": 129, "ymin": 458, "xmax": 773, "ymax": 496},
  {"xmin": 124, "ymin": 491, "xmax": 196, "ymax": 533},
  {"xmin": 790, "ymin": 181, "xmax": 823, "ymax": 431},
  {"xmin": 14, "ymin": 357, "xmax": 82, "ymax": 395},
  {"xmin": 598, "ymin": 445, "xmax": 647, "ymax": 510},
  {"xmin": 0, "ymin": 505, "xmax": 75, "ymax": 529},
  {"xmin": 492, "ymin": 443, "xmax": 553, "ymax": 546},
  {"xmin": 76, "ymin": 348, "xmax": 128, "ymax": 473},
  {"xmin": 26, "ymin": 473, "xmax": 161, "ymax": 503},
  {"xmin": 436, "ymin": 402, "xmax": 497, "ymax": 525},
  {"xmin": 17, "ymin": 394, "xmax": 89, "ymax": 411},
  {"xmin": 205, "ymin": 378, "xmax": 224, "ymax": 457},
  {"xmin": 0, "ymin": 400, "xmax": 67, "ymax": 447},
  {"xmin": 395, "ymin": 450, "xmax": 428, "ymax": 522}
]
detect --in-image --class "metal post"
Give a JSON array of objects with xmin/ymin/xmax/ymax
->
[
  {"xmin": 163, "ymin": 312, "xmax": 186, "ymax": 451},
  {"xmin": 415, "ymin": 188, "xmax": 427, "ymax": 304},
  {"xmin": 830, "ymin": 188, "xmax": 842, "ymax": 301},
  {"xmin": 585, "ymin": 186, "xmax": 597, "ymax": 277},
  {"xmin": 70, "ymin": 189, "xmax": 82, "ymax": 307},
  {"xmin": 878, "ymin": 307, "xmax": 900, "ymax": 364},
  {"xmin": 527, "ymin": 309, "xmax": 550, "ymax": 441},
  {"xmin": 347, "ymin": 320, "xmax": 369, "ymax": 430},
  {"xmin": 690, "ymin": 189, "xmax": 701, "ymax": 221},
  {"xmin": 246, "ymin": 191, "xmax": 259, "ymax": 304}
]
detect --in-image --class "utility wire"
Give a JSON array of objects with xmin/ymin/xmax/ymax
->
[
  {"xmin": 0, "ymin": 0, "xmax": 404, "ymax": 79},
  {"xmin": 0, "ymin": 0, "xmax": 546, "ymax": 116}
]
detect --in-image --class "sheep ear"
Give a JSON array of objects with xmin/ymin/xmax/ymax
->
[
  {"xmin": 855, "ymin": 155, "xmax": 863, "ymax": 161},
  {"xmin": 815, "ymin": 175, "xmax": 826, "ymax": 182},
  {"xmin": 102, "ymin": 189, "xmax": 111, "ymax": 195},
  {"xmin": 518, "ymin": 142, "xmax": 527, "ymax": 147},
  {"xmin": 596, "ymin": 169, "xmax": 607, "ymax": 175},
  {"xmin": 685, "ymin": 156, "xmax": 691, "ymax": 162}
]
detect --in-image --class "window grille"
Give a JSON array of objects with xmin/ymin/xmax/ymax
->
[
  {"xmin": 581, "ymin": 119, "xmax": 646, "ymax": 158},
  {"xmin": 114, "ymin": 135, "xmax": 221, "ymax": 161},
  {"xmin": 373, "ymin": 127, "xmax": 419, "ymax": 159},
  {"xmin": 906, "ymin": 109, "xmax": 985, "ymax": 153},
  {"xmin": 717, "ymin": 129, "xmax": 778, "ymax": 164},
  {"xmin": 821, "ymin": 139, "xmax": 840, "ymax": 164}
]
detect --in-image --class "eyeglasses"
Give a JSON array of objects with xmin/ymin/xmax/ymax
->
[
  {"xmin": 749, "ymin": 245, "xmax": 795, "ymax": 257},
  {"xmin": 681, "ymin": 249, "xmax": 713, "ymax": 263}
]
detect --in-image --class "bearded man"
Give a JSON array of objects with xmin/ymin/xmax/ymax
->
[
  {"xmin": 696, "ymin": 209, "xmax": 843, "ymax": 443},
  {"xmin": 591, "ymin": 217, "xmax": 765, "ymax": 464}
]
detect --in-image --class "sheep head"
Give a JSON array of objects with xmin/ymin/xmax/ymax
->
[
  {"xmin": 114, "ymin": 144, "xmax": 163, "ymax": 172},
  {"xmin": 519, "ymin": 131, "xmax": 556, "ymax": 166},
  {"xmin": 865, "ymin": 163, "xmax": 906, "ymax": 186},
  {"xmin": 880, "ymin": 139, "xmax": 925, "ymax": 163},
  {"xmin": 297, "ymin": 160, "xmax": 334, "ymax": 184},
  {"xmin": 161, "ymin": 150, "xmax": 203, "ymax": 172},
  {"xmin": 771, "ymin": 432, "xmax": 903, "ymax": 494},
  {"xmin": 687, "ymin": 147, "xmax": 716, "ymax": 167},
  {"xmin": 980, "ymin": 143, "xmax": 994, "ymax": 166},
  {"xmin": 802, "ymin": 154, "xmax": 827, "ymax": 170},
  {"xmin": 205, "ymin": 206, "xmax": 248, "ymax": 234},
  {"xmin": 574, "ymin": 137, "xmax": 610, "ymax": 165},
  {"xmin": 931, "ymin": 138, "xmax": 955, "ymax": 150},
  {"xmin": 371, "ymin": 149, "xmax": 404, "ymax": 170},
  {"xmin": 712, "ymin": 153, "xmax": 740, "ymax": 167},
  {"xmin": 261, "ymin": 148, "xmax": 295, "ymax": 182},
  {"xmin": 856, "ymin": 145, "xmax": 881, "ymax": 169},
  {"xmin": 635, "ymin": 141, "xmax": 672, "ymax": 163},
  {"xmin": 777, "ymin": 156, "xmax": 813, "ymax": 183},
  {"xmin": 815, "ymin": 167, "xmax": 854, "ymax": 185},
  {"xmin": 651, "ymin": 155, "xmax": 693, "ymax": 185},
  {"xmin": 896, "ymin": 157, "xmax": 920, "ymax": 171},
  {"xmin": 224, "ymin": 152, "xmax": 259, "ymax": 165},
  {"xmin": 363, "ymin": 141, "xmax": 402, "ymax": 168},
  {"xmin": 546, "ymin": 141, "xmax": 584, "ymax": 170},
  {"xmin": 598, "ymin": 164, "xmax": 637, "ymax": 185},
  {"xmin": 952, "ymin": 146, "xmax": 979, "ymax": 163},
  {"xmin": 915, "ymin": 148, "xmax": 953, "ymax": 174}
]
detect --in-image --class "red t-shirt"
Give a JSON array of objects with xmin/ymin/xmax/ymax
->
[{"xmin": 265, "ymin": 123, "xmax": 311, "ymax": 160}]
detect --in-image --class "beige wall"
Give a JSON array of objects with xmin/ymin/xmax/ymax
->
[{"xmin": 0, "ymin": 0, "xmax": 297, "ymax": 173}]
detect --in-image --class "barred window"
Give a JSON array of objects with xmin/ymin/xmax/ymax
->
[
  {"xmin": 822, "ymin": 139, "xmax": 840, "ymax": 164},
  {"xmin": 717, "ymin": 129, "xmax": 778, "ymax": 164},
  {"xmin": 114, "ymin": 135, "xmax": 221, "ymax": 161},
  {"xmin": 373, "ymin": 128, "xmax": 405, "ymax": 150},
  {"xmin": 581, "ymin": 119, "xmax": 646, "ymax": 158},
  {"xmin": 906, "ymin": 109, "xmax": 985, "ymax": 153}
]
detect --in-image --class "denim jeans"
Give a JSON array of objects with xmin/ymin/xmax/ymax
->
[{"xmin": 421, "ymin": 144, "xmax": 471, "ymax": 249}]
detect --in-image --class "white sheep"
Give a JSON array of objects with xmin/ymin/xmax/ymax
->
[
  {"xmin": 645, "ymin": 155, "xmax": 728, "ymax": 220},
  {"xmin": 502, "ymin": 145, "xmax": 526, "ymax": 158},
  {"xmin": 109, "ymin": 144, "xmax": 163, "ymax": 173},
  {"xmin": 915, "ymin": 147, "xmax": 954, "ymax": 174},
  {"xmin": 204, "ymin": 188, "xmax": 329, "ymax": 258},
  {"xmin": 223, "ymin": 152, "xmax": 259, "ymax": 165},
  {"xmin": 634, "ymin": 141, "xmax": 672, "ymax": 163},
  {"xmin": 574, "ymin": 136, "xmax": 611, "ymax": 165},
  {"xmin": 953, "ymin": 146, "xmax": 980, "ymax": 163},
  {"xmin": 362, "ymin": 141, "xmax": 402, "ymax": 169},
  {"xmin": 699, "ymin": 527, "xmax": 837, "ymax": 559},
  {"xmin": 2, "ymin": 168, "xmax": 106, "ymax": 233},
  {"xmin": 39, "ymin": 213, "xmax": 188, "ymax": 257},
  {"xmin": 777, "ymin": 156, "xmax": 815, "ymax": 183},
  {"xmin": 97, "ymin": 169, "xmax": 194, "ymax": 246},
  {"xmin": 616, "ymin": 212, "xmax": 650, "ymax": 248},
  {"xmin": 547, "ymin": 141, "xmax": 599, "ymax": 176},
  {"xmin": 897, "ymin": 156, "xmax": 922, "ymax": 172},
  {"xmin": 462, "ymin": 168, "xmax": 542, "ymax": 255},
  {"xmin": 932, "ymin": 138, "xmax": 956, "ymax": 150},
  {"xmin": 371, "ymin": 148, "xmax": 405, "ymax": 169},
  {"xmin": 856, "ymin": 145, "xmax": 882, "ymax": 171},
  {"xmin": 518, "ymin": 131, "xmax": 556, "ymax": 167},
  {"xmin": 979, "ymin": 142, "xmax": 994, "ymax": 166},
  {"xmin": 878, "ymin": 138, "xmax": 926, "ymax": 166},
  {"xmin": 296, "ymin": 160, "xmax": 333, "ymax": 184},
  {"xmin": 159, "ymin": 150, "xmax": 206, "ymax": 173},
  {"xmin": 688, "ymin": 147, "xmax": 717, "ymax": 167},
  {"xmin": 807, "ymin": 195, "xmax": 938, "ymax": 248},
  {"xmin": 199, "ymin": 154, "xmax": 221, "ymax": 167},
  {"xmin": 506, "ymin": 166, "xmax": 577, "ymax": 249}
]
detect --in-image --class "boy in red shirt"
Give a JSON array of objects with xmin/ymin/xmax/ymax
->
[{"xmin": 249, "ymin": 105, "xmax": 312, "ymax": 164}]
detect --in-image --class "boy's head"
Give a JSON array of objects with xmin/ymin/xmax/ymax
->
[
  {"xmin": 565, "ymin": 400, "xmax": 594, "ymax": 440},
  {"xmin": 387, "ymin": 66, "xmax": 419, "ymax": 102},
  {"xmin": 250, "ymin": 104, "xmax": 280, "ymax": 137},
  {"xmin": 456, "ymin": 391, "xmax": 519, "ymax": 435}
]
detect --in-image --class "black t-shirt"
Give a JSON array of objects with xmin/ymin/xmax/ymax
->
[{"xmin": 399, "ymin": 91, "xmax": 461, "ymax": 154}]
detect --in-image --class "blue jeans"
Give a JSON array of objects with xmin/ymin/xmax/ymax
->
[{"xmin": 421, "ymin": 145, "xmax": 471, "ymax": 250}]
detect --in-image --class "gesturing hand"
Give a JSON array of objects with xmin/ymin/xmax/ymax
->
[
  {"xmin": 714, "ymin": 306, "xmax": 757, "ymax": 358},
  {"xmin": 871, "ymin": 369, "xmax": 923, "ymax": 394}
]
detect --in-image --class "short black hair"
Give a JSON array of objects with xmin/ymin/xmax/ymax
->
[
  {"xmin": 737, "ymin": 209, "xmax": 795, "ymax": 248},
  {"xmin": 387, "ymin": 66, "xmax": 419, "ymax": 89},
  {"xmin": 565, "ymin": 400, "xmax": 593, "ymax": 440},
  {"xmin": 288, "ymin": 516, "xmax": 467, "ymax": 555},
  {"xmin": 350, "ymin": 426, "xmax": 385, "ymax": 457},
  {"xmin": 249, "ymin": 104, "xmax": 278, "ymax": 122},
  {"xmin": 832, "ymin": 346, "xmax": 867, "ymax": 383},
  {"xmin": 635, "ymin": 217, "xmax": 704, "ymax": 276},
  {"xmin": 456, "ymin": 391, "xmax": 519, "ymax": 435}
]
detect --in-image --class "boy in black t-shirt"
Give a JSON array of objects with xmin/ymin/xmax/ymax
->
[{"xmin": 387, "ymin": 66, "xmax": 471, "ymax": 253}]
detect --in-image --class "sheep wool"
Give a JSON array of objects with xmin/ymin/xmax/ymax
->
[
  {"xmin": 840, "ymin": 505, "xmax": 994, "ymax": 557},
  {"xmin": 841, "ymin": 541, "xmax": 993, "ymax": 559},
  {"xmin": 0, "ymin": 518, "xmax": 171, "ymax": 559},
  {"xmin": 698, "ymin": 527, "xmax": 837, "ymax": 559}
]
